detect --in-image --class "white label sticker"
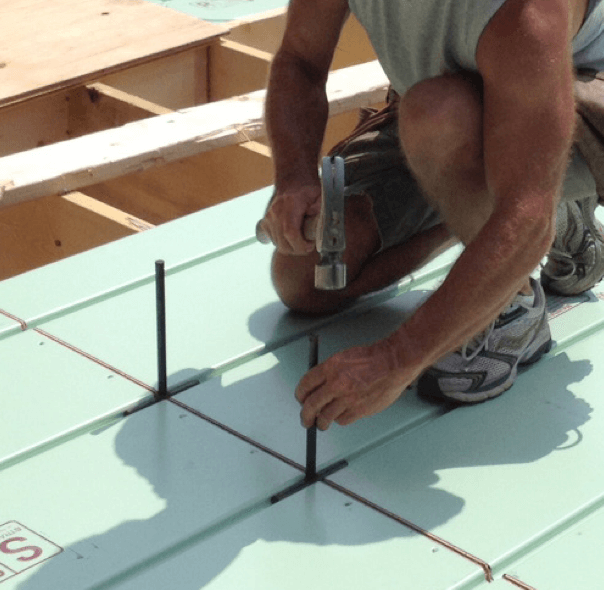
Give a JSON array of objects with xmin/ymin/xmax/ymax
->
[{"xmin": 0, "ymin": 522, "xmax": 62, "ymax": 582}]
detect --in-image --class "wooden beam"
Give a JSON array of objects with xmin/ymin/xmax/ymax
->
[
  {"xmin": 240, "ymin": 141, "xmax": 272, "ymax": 158},
  {"xmin": 83, "ymin": 142, "xmax": 274, "ymax": 225},
  {"xmin": 99, "ymin": 47, "xmax": 210, "ymax": 110},
  {"xmin": 67, "ymin": 83, "xmax": 172, "ymax": 139},
  {"xmin": 227, "ymin": 8, "xmax": 287, "ymax": 54},
  {"xmin": 208, "ymin": 40, "xmax": 272, "ymax": 101},
  {"xmin": 0, "ymin": 191, "xmax": 149, "ymax": 280},
  {"xmin": 0, "ymin": 61, "xmax": 389, "ymax": 209},
  {"xmin": 227, "ymin": 9, "xmax": 375, "ymax": 71},
  {"xmin": 61, "ymin": 191, "xmax": 154, "ymax": 233},
  {"xmin": 0, "ymin": 91, "xmax": 71, "ymax": 158}
]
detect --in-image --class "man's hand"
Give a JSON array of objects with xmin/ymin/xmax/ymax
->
[
  {"xmin": 295, "ymin": 339, "xmax": 418, "ymax": 430},
  {"xmin": 258, "ymin": 186, "xmax": 321, "ymax": 255}
]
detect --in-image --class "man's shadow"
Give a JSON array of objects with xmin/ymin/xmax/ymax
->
[{"xmin": 15, "ymin": 292, "xmax": 594, "ymax": 590}]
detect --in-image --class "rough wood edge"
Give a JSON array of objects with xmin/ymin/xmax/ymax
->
[{"xmin": 0, "ymin": 60, "xmax": 388, "ymax": 209}]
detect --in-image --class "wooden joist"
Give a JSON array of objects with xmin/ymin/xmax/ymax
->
[
  {"xmin": 0, "ymin": 60, "xmax": 388, "ymax": 210},
  {"xmin": 0, "ymin": 4, "xmax": 384, "ymax": 280}
]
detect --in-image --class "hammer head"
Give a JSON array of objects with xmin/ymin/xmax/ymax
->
[{"xmin": 315, "ymin": 156, "xmax": 347, "ymax": 290}]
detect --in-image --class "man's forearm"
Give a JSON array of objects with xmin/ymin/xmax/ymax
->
[
  {"xmin": 389, "ymin": 202, "xmax": 555, "ymax": 373},
  {"xmin": 265, "ymin": 51, "xmax": 330, "ymax": 192}
]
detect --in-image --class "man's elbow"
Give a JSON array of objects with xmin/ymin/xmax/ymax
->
[{"xmin": 511, "ymin": 198, "xmax": 557, "ymax": 260}]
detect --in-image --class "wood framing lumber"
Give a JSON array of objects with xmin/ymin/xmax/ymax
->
[
  {"xmin": 97, "ymin": 47, "xmax": 210, "ymax": 110},
  {"xmin": 226, "ymin": 8, "xmax": 376, "ymax": 70},
  {"xmin": 227, "ymin": 7, "xmax": 287, "ymax": 54},
  {"xmin": 0, "ymin": 60, "xmax": 389, "ymax": 209},
  {"xmin": 208, "ymin": 40, "xmax": 273, "ymax": 101},
  {"xmin": 0, "ymin": 0, "xmax": 227, "ymax": 107},
  {"xmin": 83, "ymin": 142, "xmax": 274, "ymax": 225},
  {"xmin": 0, "ymin": 191, "xmax": 149, "ymax": 279},
  {"xmin": 67, "ymin": 83, "xmax": 173, "ymax": 140}
]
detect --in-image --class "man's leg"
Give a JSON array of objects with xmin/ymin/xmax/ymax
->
[
  {"xmin": 272, "ymin": 195, "xmax": 453, "ymax": 315},
  {"xmin": 398, "ymin": 72, "xmax": 552, "ymax": 403},
  {"xmin": 399, "ymin": 72, "xmax": 532, "ymax": 293},
  {"xmin": 272, "ymin": 94, "xmax": 456, "ymax": 316}
]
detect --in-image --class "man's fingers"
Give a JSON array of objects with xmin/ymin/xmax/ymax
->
[
  {"xmin": 335, "ymin": 410, "xmax": 358, "ymax": 427},
  {"xmin": 295, "ymin": 366, "xmax": 326, "ymax": 404},
  {"xmin": 316, "ymin": 397, "xmax": 350, "ymax": 431},
  {"xmin": 302, "ymin": 215, "xmax": 318, "ymax": 242},
  {"xmin": 299, "ymin": 384, "xmax": 337, "ymax": 429}
]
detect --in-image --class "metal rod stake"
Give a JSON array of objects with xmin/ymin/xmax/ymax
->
[
  {"xmin": 155, "ymin": 260, "xmax": 168, "ymax": 399},
  {"xmin": 306, "ymin": 334, "xmax": 319, "ymax": 480},
  {"xmin": 270, "ymin": 460, "xmax": 348, "ymax": 505}
]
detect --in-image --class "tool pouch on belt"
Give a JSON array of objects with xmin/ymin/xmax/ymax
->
[
  {"xmin": 574, "ymin": 69, "xmax": 604, "ymax": 206},
  {"xmin": 328, "ymin": 87, "xmax": 400, "ymax": 158}
]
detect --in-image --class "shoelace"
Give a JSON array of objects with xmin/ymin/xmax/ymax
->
[
  {"xmin": 461, "ymin": 321, "xmax": 496, "ymax": 363},
  {"xmin": 541, "ymin": 246, "xmax": 577, "ymax": 280}
]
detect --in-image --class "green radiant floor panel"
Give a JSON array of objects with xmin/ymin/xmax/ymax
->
[
  {"xmin": 0, "ymin": 187, "xmax": 271, "ymax": 327},
  {"xmin": 0, "ymin": 313, "xmax": 21, "ymax": 338},
  {"xmin": 493, "ymin": 503, "xmax": 604, "ymax": 589},
  {"xmin": 99, "ymin": 483, "xmax": 484, "ymax": 590},
  {"xmin": 329, "ymin": 303, "xmax": 604, "ymax": 577},
  {"xmin": 0, "ymin": 402, "xmax": 298, "ymax": 590},
  {"xmin": 175, "ymin": 290, "xmax": 447, "ymax": 470},
  {"xmin": 0, "ymin": 330, "xmax": 150, "ymax": 469},
  {"xmin": 8, "ymin": 236, "xmax": 460, "ymax": 393},
  {"xmin": 470, "ymin": 579, "xmax": 526, "ymax": 589},
  {"xmin": 146, "ymin": 0, "xmax": 289, "ymax": 23}
]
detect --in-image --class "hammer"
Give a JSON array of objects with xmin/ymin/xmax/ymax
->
[{"xmin": 255, "ymin": 155, "xmax": 347, "ymax": 290}]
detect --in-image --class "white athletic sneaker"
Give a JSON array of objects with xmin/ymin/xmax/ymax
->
[
  {"xmin": 541, "ymin": 197, "xmax": 604, "ymax": 296},
  {"xmin": 417, "ymin": 278, "xmax": 552, "ymax": 403}
]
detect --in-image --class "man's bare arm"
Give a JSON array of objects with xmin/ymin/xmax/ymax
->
[
  {"xmin": 261, "ymin": 0, "xmax": 349, "ymax": 254},
  {"xmin": 391, "ymin": 0, "xmax": 576, "ymax": 370}
]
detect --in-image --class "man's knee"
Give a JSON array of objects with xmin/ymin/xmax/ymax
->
[
  {"xmin": 271, "ymin": 250, "xmax": 322, "ymax": 314},
  {"xmin": 270, "ymin": 194, "xmax": 380, "ymax": 315},
  {"xmin": 398, "ymin": 73, "xmax": 484, "ymax": 173}
]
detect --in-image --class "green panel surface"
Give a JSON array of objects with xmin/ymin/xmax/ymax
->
[
  {"xmin": 31, "ymin": 239, "xmax": 461, "ymax": 391},
  {"xmin": 0, "ymin": 330, "xmax": 150, "ymax": 469},
  {"xmin": 0, "ymin": 313, "xmax": 21, "ymax": 338},
  {"xmin": 498, "ymin": 505, "xmax": 604, "ymax": 590},
  {"xmin": 0, "ymin": 402, "xmax": 298, "ymax": 590},
  {"xmin": 468, "ymin": 580, "xmax": 524, "ymax": 589},
  {"xmin": 176, "ymin": 291, "xmax": 448, "ymax": 469},
  {"xmin": 102, "ymin": 484, "xmax": 483, "ymax": 590},
  {"xmin": 0, "ymin": 187, "xmax": 272, "ymax": 326},
  {"xmin": 147, "ymin": 0, "xmax": 288, "ymax": 23},
  {"xmin": 330, "ymin": 318, "xmax": 604, "ymax": 574}
]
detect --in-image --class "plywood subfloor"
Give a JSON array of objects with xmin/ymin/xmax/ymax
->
[{"xmin": 0, "ymin": 0, "xmax": 227, "ymax": 106}]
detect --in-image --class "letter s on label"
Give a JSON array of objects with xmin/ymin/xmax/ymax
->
[{"xmin": 0, "ymin": 537, "xmax": 43, "ymax": 562}]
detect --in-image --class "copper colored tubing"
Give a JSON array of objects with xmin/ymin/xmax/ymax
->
[
  {"xmin": 0, "ymin": 309, "xmax": 27, "ymax": 330},
  {"xmin": 34, "ymin": 328, "xmax": 155, "ymax": 393},
  {"xmin": 323, "ymin": 478, "xmax": 494, "ymax": 582},
  {"xmin": 502, "ymin": 575, "xmax": 537, "ymax": 590}
]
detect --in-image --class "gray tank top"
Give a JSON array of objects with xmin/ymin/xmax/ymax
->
[{"xmin": 348, "ymin": 0, "xmax": 604, "ymax": 94}]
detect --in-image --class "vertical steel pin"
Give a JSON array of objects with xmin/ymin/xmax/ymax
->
[
  {"xmin": 305, "ymin": 333, "xmax": 319, "ymax": 480},
  {"xmin": 155, "ymin": 260, "xmax": 168, "ymax": 399}
]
